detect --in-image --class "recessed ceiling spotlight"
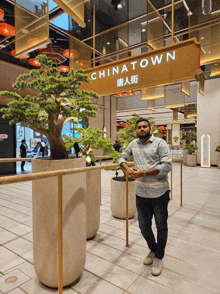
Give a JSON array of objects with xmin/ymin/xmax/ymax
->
[
  {"xmin": 200, "ymin": 37, "xmax": 204, "ymax": 40},
  {"xmin": 5, "ymin": 40, "xmax": 9, "ymax": 43},
  {"xmin": 106, "ymin": 42, "xmax": 110, "ymax": 45},
  {"xmin": 209, "ymin": 51, "xmax": 211, "ymax": 53},
  {"xmin": 117, "ymin": 3, "xmax": 122, "ymax": 9},
  {"xmin": 141, "ymin": 28, "xmax": 146, "ymax": 32},
  {"xmin": 88, "ymin": 19, "xmax": 91, "ymax": 22},
  {"xmin": 215, "ymin": 63, "xmax": 218, "ymax": 66}
]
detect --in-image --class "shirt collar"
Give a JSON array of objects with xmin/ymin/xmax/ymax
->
[{"xmin": 137, "ymin": 134, "xmax": 154, "ymax": 144}]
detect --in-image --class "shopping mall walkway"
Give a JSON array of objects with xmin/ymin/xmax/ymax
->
[{"xmin": 0, "ymin": 162, "xmax": 220, "ymax": 293}]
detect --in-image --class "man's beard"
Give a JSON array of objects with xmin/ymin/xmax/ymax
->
[{"xmin": 137, "ymin": 131, "xmax": 151, "ymax": 139}]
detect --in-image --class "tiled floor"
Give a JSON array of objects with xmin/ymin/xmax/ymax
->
[{"xmin": 0, "ymin": 162, "xmax": 220, "ymax": 293}]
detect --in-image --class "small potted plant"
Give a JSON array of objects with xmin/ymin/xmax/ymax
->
[
  {"xmin": 173, "ymin": 135, "xmax": 179, "ymax": 145},
  {"xmin": 185, "ymin": 144, "xmax": 198, "ymax": 167},
  {"xmin": 215, "ymin": 146, "xmax": 220, "ymax": 168},
  {"xmin": 181, "ymin": 131, "xmax": 197, "ymax": 165},
  {"xmin": 64, "ymin": 127, "xmax": 115, "ymax": 239}
]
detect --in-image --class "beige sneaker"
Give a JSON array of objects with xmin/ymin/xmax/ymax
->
[
  {"xmin": 143, "ymin": 251, "xmax": 155, "ymax": 265},
  {"xmin": 151, "ymin": 258, "xmax": 163, "ymax": 276},
  {"xmin": 22, "ymin": 170, "xmax": 27, "ymax": 174}
]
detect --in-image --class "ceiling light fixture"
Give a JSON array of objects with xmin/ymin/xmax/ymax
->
[
  {"xmin": 117, "ymin": 3, "xmax": 122, "ymax": 9},
  {"xmin": 141, "ymin": 28, "xmax": 146, "ymax": 32},
  {"xmin": 106, "ymin": 42, "xmax": 111, "ymax": 45},
  {"xmin": 200, "ymin": 37, "xmax": 204, "ymax": 40}
]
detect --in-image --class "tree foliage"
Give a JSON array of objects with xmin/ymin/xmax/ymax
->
[{"xmin": 0, "ymin": 55, "xmax": 100, "ymax": 159}]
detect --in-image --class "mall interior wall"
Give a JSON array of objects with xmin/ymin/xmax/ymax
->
[{"xmin": 197, "ymin": 78, "xmax": 220, "ymax": 165}]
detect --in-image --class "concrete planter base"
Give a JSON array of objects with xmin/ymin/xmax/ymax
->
[
  {"xmin": 183, "ymin": 149, "xmax": 190, "ymax": 165},
  {"xmin": 86, "ymin": 169, "xmax": 101, "ymax": 239},
  {"xmin": 186, "ymin": 154, "xmax": 197, "ymax": 167},
  {"xmin": 32, "ymin": 157, "xmax": 86, "ymax": 288},
  {"xmin": 217, "ymin": 155, "xmax": 220, "ymax": 169},
  {"xmin": 111, "ymin": 177, "xmax": 136, "ymax": 219}
]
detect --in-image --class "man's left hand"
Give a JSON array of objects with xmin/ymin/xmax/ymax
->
[{"xmin": 128, "ymin": 168, "xmax": 143, "ymax": 179}]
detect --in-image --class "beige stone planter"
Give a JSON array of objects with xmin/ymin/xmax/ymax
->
[
  {"xmin": 86, "ymin": 169, "xmax": 101, "ymax": 239},
  {"xmin": 186, "ymin": 154, "xmax": 197, "ymax": 167},
  {"xmin": 111, "ymin": 177, "xmax": 136, "ymax": 219},
  {"xmin": 183, "ymin": 149, "xmax": 190, "ymax": 165},
  {"xmin": 217, "ymin": 155, "xmax": 220, "ymax": 169},
  {"xmin": 32, "ymin": 157, "xmax": 86, "ymax": 288}
]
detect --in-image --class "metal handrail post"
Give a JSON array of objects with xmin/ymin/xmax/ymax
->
[
  {"xmin": 58, "ymin": 175, "xmax": 63, "ymax": 294},
  {"xmin": 180, "ymin": 160, "xmax": 183, "ymax": 206},
  {"xmin": 126, "ymin": 172, "xmax": 129, "ymax": 247},
  {"xmin": 170, "ymin": 169, "xmax": 172, "ymax": 200}
]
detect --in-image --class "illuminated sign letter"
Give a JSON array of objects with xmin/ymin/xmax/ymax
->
[
  {"xmin": 107, "ymin": 68, "xmax": 110, "ymax": 76},
  {"xmin": 99, "ymin": 70, "xmax": 105, "ymax": 78},
  {"xmin": 112, "ymin": 66, "xmax": 119, "ymax": 75},
  {"xmin": 91, "ymin": 72, "xmax": 97, "ymax": 80},
  {"xmin": 130, "ymin": 61, "xmax": 137, "ymax": 70},
  {"xmin": 140, "ymin": 59, "xmax": 148, "ymax": 68},
  {"xmin": 151, "ymin": 54, "xmax": 163, "ymax": 65},
  {"xmin": 167, "ymin": 51, "xmax": 175, "ymax": 62},
  {"xmin": 121, "ymin": 64, "xmax": 128, "ymax": 73}
]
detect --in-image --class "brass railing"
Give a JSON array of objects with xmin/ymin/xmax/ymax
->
[{"xmin": 0, "ymin": 156, "xmax": 183, "ymax": 293}]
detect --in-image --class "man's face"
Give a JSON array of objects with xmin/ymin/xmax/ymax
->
[{"xmin": 136, "ymin": 121, "xmax": 151, "ymax": 139}]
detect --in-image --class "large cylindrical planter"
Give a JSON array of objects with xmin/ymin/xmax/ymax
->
[
  {"xmin": 217, "ymin": 155, "xmax": 220, "ymax": 169},
  {"xmin": 186, "ymin": 154, "xmax": 197, "ymax": 167},
  {"xmin": 183, "ymin": 149, "xmax": 190, "ymax": 165},
  {"xmin": 111, "ymin": 177, "xmax": 136, "ymax": 219},
  {"xmin": 32, "ymin": 157, "xmax": 86, "ymax": 288},
  {"xmin": 86, "ymin": 169, "xmax": 101, "ymax": 239}
]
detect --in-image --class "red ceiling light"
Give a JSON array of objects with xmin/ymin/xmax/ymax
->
[
  {"xmin": 58, "ymin": 65, "xmax": 70, "ymax": 72},
  {"xmin": 62, "ymin": 49, "xmax": 80, "ymax": 59},
  {"xmin": 0, "ymin": 23, "xmax": 15, "ymax": 37},
  {"xmin": 76, "ymin": 59, "xmax": 89, "ymax": 68},
  {"xmin": 140, "ymin": 89, "xmax": 147, "ymax": 94},
  {"xmin": 38, "ymin": 46, "xmax": 66, "ymax": 65},
  {"xmin": 10, "ymin": 50, "xmax": 30, "ymax": 60},
  {"xmin": 117, "ymin": 93, "xmax": 125, "ymax": 97},
  {"xmin": 127, "ymin": 91, "xmax": 135, "ymax": 96},
  {"xmin": 0, "ymin": 9, "xmax": 4, "ymax": 21},
  {"xmin": 40, "ymin": 67, "xmax": 47, "ymax": 73},
  {"xmin": 28, "ymin": 58, "xmax": 41, "ymax": 67}
]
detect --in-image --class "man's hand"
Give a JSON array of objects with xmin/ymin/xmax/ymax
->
[{"xmin": 128, "ymin": 168, "xmax": 143, "ymax": 179}]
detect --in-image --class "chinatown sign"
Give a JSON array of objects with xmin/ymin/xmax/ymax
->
[{"xmin": 83, "ymin": 38, "xmax": 201, "ymax": 96}]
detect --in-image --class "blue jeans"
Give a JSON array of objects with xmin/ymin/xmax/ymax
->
[{"xmin": 136, "ymin": 190, "xmax": 170, "ymax": 260}]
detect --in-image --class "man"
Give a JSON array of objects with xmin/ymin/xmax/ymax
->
[
  {"xmin": 118, "ymin": 118, "xmax": 172, "ymax": 276},
  {"xmin": 73, "ymin": 142, "xmax": 81, "ymax": 158},
  {"xmin": 113, "ymin": 140, "xmax": 122, "ymax": 152},
  {"xmin": 20, "ymin": 139, "xmax": 28, "ymax": 174}
]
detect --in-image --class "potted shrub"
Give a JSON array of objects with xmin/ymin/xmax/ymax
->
[
  {"xmin": 0, "ymin": 55, "xmax": 99, "ymax": 288},
  {"xmin": 185, "ymin": 144, "xmax": 198, "ymax": 167},
  {"xmin": 181, "ymin": 131, "xmax": 197, "ymax": 165},
  {"xmin": 168, "ymin": 140, "xmax": 172, "ymax": 145},
  {"xmin": 64, "ymin": 127, "xmax": 115, "ymax": 239},
  {"xmin": 110, "ymin": 114, "xmax": 160, "ymax": 219},
  {"xmin": 215, "ymin": 146, "xmax": 220, "ymax": 168},
  {"xmin": 173, "ymin": 135, "xmax": 179, "ymax": 145}
]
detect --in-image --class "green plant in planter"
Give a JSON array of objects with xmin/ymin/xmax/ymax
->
[
  {"xmin": 111, "ymin": 114, "xmax": 160, "ymax": 177},
  {"xmin": 173, "ymin": 136, "xmax": 179, "ymax": 142},
  {"xmin": 181, "ymin": 131, "xmax": 197, "ymax": 145},
  {"xmin": 215, "ymin": 146, "xmax": 220, "ymax": 153},
  {"xmin": 64, "ymin": 126, "xmax": 116, "ymax": 163},
  {"xmin": 184, "ymin": 144, "xmax": 198, "ymax": 154},
  {"xmin": 168, "ymin": 140, "xmax": 172, "ymax": 145},
  {"xmin": 0, "ymin": 55, "xmax": 99, "ymax": 159}
]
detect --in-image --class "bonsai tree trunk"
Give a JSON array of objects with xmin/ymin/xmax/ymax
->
[{"xmin": 48, "ymin": 134, "xmax": 68, "ymax": 159}]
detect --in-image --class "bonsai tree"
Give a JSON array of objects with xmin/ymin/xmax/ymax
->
[
  {"xmin": 181, "ymin": 131, "xmax": 197, "ymax": 145},
  {"xmin": 173, "ymin": 136, "xmax": 179, "ymax": 142},
  {"xmin": 215, "ymin": 146, "xmax": 220, "ymax": 153},
  {"xmin": 168, "ymin": 140, "xmax": 172, "ymax": 145},
  {"xmin": 0, "ymin": 55, "xmax": 99, "ymax": 159},
  {"xmin": 184, "ymin": 144, "xmax": 198, "ymax": 154},
  {"xmin": 63, "ymin": 126, "xmax": 116, "ymax": 163}
]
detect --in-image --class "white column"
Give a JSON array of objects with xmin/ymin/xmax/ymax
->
[
  {"xmin": 197, "ymin": 78, "xmax": 220, "ymax": 165},
  {"xmin": 171, "ymin": 123, "xmax": 180, "ymax": 145}
]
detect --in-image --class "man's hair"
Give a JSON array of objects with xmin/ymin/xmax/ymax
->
[
  {"xmin": 21, "ymin": 139, "xmax": 26, "ymax": 143},
  {"xmin": 135, "ymin": 118, "xmax": 151, "ymax": 128}
]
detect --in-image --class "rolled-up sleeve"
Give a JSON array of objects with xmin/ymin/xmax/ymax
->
[
  {"xmin": 155, "ymin": 141, "xmax": 172, "ymax": 175},
  {"xmin": 118, "ymin": 142, "xmax": 133, "ymax": 166}
]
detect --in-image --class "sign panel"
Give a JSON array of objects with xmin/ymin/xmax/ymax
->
[
  {"xmin": 201, "ymin": 134, "xmax": 210, "ymax": 168},
  {"xmin": 0, "ymin": 134, "xmax": 8, "ymax": 139},
  {"xmin": 83, "ymin": 39, "xmax": 201, "ymax": 96}
]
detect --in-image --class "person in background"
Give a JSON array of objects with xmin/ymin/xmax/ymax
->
[
  {"xmin": 40, "ymin": 142, "xmax": 46, "ymax": 157},
  {"xmin": 20, "ymin": 139, "xmax": 28, "ymax": 174},
  {"xmin": 118, "ymin": 118, "xmax": 172, "ymax": 276},
  {"xmin": 113, "ymin": 140, "xmax": 122, "ymax": 152},
  {"xmin": 162, "ymin": 135, "xmax": 166, "ymax": 141},
  {"xmin": 73, "ymin": 142, "xmax": 80, "ymax": 158}
]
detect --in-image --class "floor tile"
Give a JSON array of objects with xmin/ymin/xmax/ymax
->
[
  {"xmin": 0, "ymin": 247, "xmax": 25, "ymax": 273},
  {"xmin": 4, "ymin": 237, "xmax": 33, "ymax": 261},
  {"xmin": 0, "ymin": 269, "xmax": 31, "ymax": 294}
]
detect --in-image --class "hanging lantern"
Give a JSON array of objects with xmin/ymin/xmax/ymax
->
[
  {"xmin": 27, "ymin": 38, "xmax": 40, "ymax": 46},
  {"xmin": 116, "ymin": 123, "xmax": 120, "ymax": 126},
  {"xmin": 62, "ymin": 49, "xmax": 80, "ymax": 59},
  {"xmin": 126, "ymin": 123, "xmax": 130, "ymax": 127},
  {"xmin": 127, "ymin": 91, "xmax": 135, "ymax": 96},
  {"xmin": 117, "ymin": 93, "xmax": 125, "ymax": 97},
  {"xmin": 10, "ymin": 50, "xmax": 30, "ymax": 60},
  {"xmin": 75, "ymin": 59, "xmax": 89, "ymax": 68},
  {"xmin": 38, "ymin": 46, "xmax": 66, "ymax": 65},
  {"xmin": 0, "ymin": 23, "xmax": 15, "ymax": 37},
  {"xmin": 28, "ymin": 58, "xmax": 41, "ymax": 66},
  {"xmin": 40, "ymin": 67, "xmax": 47, "ymax": 73},
  {"xmin": 0, "ymin": 9, "xmax": 4, "ymax": 21},
  {"xmin": 58, "ymin": 65, "xmax": 70, "ymax": 72}
]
